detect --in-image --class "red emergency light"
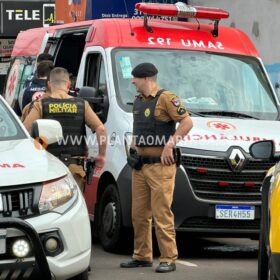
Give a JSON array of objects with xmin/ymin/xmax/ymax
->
[
  {"xmin": 135, "ymin": 2, "xmax": 229, "ymax": 20},
  {"xmin": 135, "ymin": 2, "xmax": 229, "ymax": 36}
]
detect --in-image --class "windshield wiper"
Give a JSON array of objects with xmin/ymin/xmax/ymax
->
[
  {"xmin": 188, "ymin": 110, "xmax": 206, "ymax": 117},
  {"xmin": 197, "ymin": 111, "xmax": 259, "ymax": 119}
]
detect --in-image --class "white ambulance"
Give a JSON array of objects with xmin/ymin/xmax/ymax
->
[
  {"xmin": 0, "ymin": 95, "xmax": 91, "ymax": 279},
  {"xmin": 4, "ymin": 2, "xmax": 280, "ymax": 252}
]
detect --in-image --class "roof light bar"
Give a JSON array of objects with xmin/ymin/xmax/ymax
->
[
  {"xmin": 135, "ymin": 2, "xmax": 229, "ymax": 37},
  {"xmin": 135, "ymin": 2, "xmax": 229, "ymax": 20}
]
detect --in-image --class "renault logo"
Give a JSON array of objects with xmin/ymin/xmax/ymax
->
[{"xmin": 228, "ymin": 148, "xmax": 246, "ymax": 172}]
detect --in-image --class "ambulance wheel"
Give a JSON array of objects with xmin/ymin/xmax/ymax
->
[{"xmin": 98, "ymin": 184, "xmax": 122, "ymax": 252}]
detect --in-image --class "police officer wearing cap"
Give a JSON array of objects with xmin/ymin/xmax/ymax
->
[
  {"xmin": 23, "ymin": 67, "xmax": 107, "ymax": 192},
  {"xmin": 120, "ymin": 63, "xmax": 193, "ymax": 273}
]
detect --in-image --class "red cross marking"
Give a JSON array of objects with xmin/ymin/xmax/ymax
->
[
  {"xmin": 213, "ymin": 123, "xmax": 231, "ymax": 130},
  {"xmin": 8, "ymin": 70, "xmax": 17, "ymax": 96}
]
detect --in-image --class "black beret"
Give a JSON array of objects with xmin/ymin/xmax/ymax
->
[{"xmin": 131, "ymin": 63, "xmax": 158, "ymax": 78}]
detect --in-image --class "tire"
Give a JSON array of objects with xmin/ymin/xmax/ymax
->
[
  {"xmin": 258, "ymin": 224, "xmax": 269, "ymax": 280},
  {"xmin": 98, "ymin": 184, "xmax": 123, "ymax": 252},
  {"xmin": 269, "ymin": 258, "xmax": 279, "ymax": 280},
  {"xmin": 259, "ymin": 177, "xmax": 271, "ymax": 280}
]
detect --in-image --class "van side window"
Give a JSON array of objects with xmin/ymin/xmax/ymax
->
[{"xmin": 84, "ymin": 53, "xmax": 109, "ymax": 122}]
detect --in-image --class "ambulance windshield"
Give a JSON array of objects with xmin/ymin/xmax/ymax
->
[
  {"xmin": 0, "ymin": 99, "xmax": 26, "ymax": 140},
  {"xmin": 113, "ymin": 49, "xmax": 278, "ymax": 120}
]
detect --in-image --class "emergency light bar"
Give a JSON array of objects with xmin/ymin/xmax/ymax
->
[
  {"xmin": 135, "ymin": 2, "xmax": 230, "ymax": 36},
  {"xmin": 135, "ymin": 2, "xmax": 229, "ymax": 20}
]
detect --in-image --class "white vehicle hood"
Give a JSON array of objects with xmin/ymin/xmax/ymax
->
[
  {"xmin": 0, "ymin": 139, "xmax": 67, "ymax": 187},
  {"xmin": 178, "ymin": 118, "xmax": 280, "ymax": 152}
]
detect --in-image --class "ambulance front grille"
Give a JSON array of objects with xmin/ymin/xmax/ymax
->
[
  {"xmin": 181, "ymin": 155, "xmax": 276, "ymax": 202},
  {"xmin": 0, "ymin": 185, "xmax": 41, "ymax": 218}
]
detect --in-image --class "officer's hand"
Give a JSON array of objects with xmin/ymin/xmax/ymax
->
[
  {"xmin": 161, "ymin": 145, "xmax": 175, "ymax": 166},
  {"xmin": 94, "ymin": 154, "xmax": 106, "ymax": 173}
]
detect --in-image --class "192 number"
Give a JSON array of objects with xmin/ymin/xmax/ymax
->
[{"xmin": 148, "ymin": 37, "xmax": 171, "ymax": 45}]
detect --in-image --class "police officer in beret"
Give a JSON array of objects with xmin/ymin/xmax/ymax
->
[{"xmin": 120, "ymin": 62, "xmax": 193, "ymax": 273}]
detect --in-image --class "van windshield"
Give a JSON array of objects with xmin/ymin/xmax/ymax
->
[{"xmin": 112, "ymin": 49, "xmax": 278, "ymax": 120}]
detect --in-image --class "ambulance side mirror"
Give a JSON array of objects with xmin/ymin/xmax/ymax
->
[
  {"xmin": 78, "ymin": 86, "xmax": 103, "ymax": 104},
  {"xmin": 78, "ymin": 86, "xmax": 107, "ymax": 121},
  {"xmin": 31, "ymin": 119, "xmax": 63, "ymax": 145},
  {"xmin": 249, "ymin": 140, "xmax": 275, "ymax": 160}
]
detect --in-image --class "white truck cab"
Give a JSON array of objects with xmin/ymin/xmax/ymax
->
[
  {"xmin": 0, "ymin": 96, "xmax": 91, "ymax": 279},
  {"xmin": 4, "ymin": 2, "xmax": 280, "ymax": 252}
]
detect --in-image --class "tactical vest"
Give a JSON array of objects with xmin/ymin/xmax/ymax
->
[
  {"xmin": 42, "ymin": 97, "xmax": 87, "ymax": 157},
  {"xmin": 133, "ymin": 89, "xmax": 175, "ymax": 147}
]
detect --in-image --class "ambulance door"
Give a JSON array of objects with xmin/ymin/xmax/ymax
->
[
  {"xmin": 48, "ymin": 26, "xmax": 90, "ymax": 72},
  {"xmin": 78, "ymin": 48, "xmax": 109, "ymax": 158}
]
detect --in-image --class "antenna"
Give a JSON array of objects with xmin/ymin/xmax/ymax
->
[{"xmin": 123, "ymin": 0, "xmax": 134, "ymax": 36}]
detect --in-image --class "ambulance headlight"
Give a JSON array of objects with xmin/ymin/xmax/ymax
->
[{"xmin": 39, "ymin": 173, "xmax": 78, "ymax": 214}]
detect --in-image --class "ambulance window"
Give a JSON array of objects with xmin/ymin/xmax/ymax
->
[
  {"xmin": 84, "ymin": 53, "xmax": 107, "ymax": 95},
  {"xmin": 98, "ymin": 60, "xmax": 107, "ymax": 95},
  {"xmin": 84, "ymin": 54, "xmax": 99, "ymax": 87},
  {"xmin": 84, "ymin": 53, "xmax": 108, "ymax": 122}
]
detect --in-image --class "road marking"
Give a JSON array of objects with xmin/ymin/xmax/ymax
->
[{"xmin": 177, "ymin": 260, "xmax": 198, "ymax": 267}]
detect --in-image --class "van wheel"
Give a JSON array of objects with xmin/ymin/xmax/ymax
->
[{"xmin": 98, "ymin": 184, "xmax": 122, "ymax": 252}]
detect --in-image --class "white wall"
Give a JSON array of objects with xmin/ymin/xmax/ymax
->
[{"xmin": 189, "ymin": 0, "xmax": 278, "ymax": 64}]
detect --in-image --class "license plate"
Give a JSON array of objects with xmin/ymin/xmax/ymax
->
[
  {"xmin": 215, "ymin": 205, "xmax": 255, "ymax": 220},
  {"xmin": 0, "ymin": 229, "xmax": 6, "ymax": 254}
]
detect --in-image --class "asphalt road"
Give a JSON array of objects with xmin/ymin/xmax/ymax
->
[{"xmin": 88, "ymin": 236, "xmax": 258, "ymax": 280}]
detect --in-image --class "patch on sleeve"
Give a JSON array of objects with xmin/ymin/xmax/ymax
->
[
  {"xmin": 171, "ymin": 97, "xmax": 180, "ymax": 107},
  {"xmin": 177, "ymin": 106, "xmax": 186, "ymax": 115}
]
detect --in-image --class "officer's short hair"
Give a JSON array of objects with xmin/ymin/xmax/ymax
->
[
  {"xmin": 37, "ymin": 53, "xmax": 54, "ymax": 63},
  {"xmin": 37, "ymin": 60, "xmax": 54, "ymax": 78},
  {"xmin": 49, "ymin": 67, "xmax": 70, "ymax": 86}
]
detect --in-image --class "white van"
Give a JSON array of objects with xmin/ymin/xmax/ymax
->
[
  {"xmin": 4, "ymin": 2, "xmax": 280, "ymax": 252},
  {"xmin": 0, "ymin": 95, "xmax": 91, "ymax": 279}
]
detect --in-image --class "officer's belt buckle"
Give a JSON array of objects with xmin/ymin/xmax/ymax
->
[
  {"xmin": 60, "ymin": 154, "xmax": 71, "ymax": 164},
  {"xmin": 140, "ymin": 156, "xmax": 161, "ymax": 164}
]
